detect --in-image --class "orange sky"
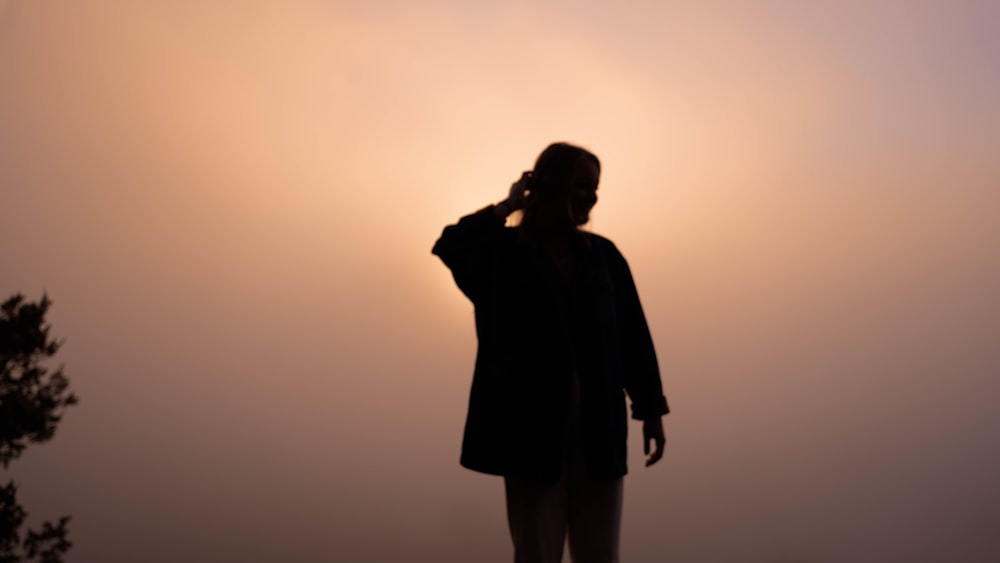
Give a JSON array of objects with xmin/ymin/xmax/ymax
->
[{"xmin": 2, "ymin": 1, "xmax": 999, "ymax": 561}]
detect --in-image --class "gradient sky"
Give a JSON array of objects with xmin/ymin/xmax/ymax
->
[{"xmin": 2, "ymin": 1, "xmax": 999, "ymax": 562}]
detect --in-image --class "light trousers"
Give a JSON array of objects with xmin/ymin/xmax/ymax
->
[{"xmin": 503, "ymin": 374, "xmax": 624, "ymax": 563}]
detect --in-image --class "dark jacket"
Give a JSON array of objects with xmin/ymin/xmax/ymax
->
[{"xmin": 432, "ymin": 206, "xmax": 669, "ymax": 483}]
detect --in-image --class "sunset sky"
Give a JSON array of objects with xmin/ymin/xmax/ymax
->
[{"xmin": 2, "ymin": 1, "xmax": 999, "ymax": 561}]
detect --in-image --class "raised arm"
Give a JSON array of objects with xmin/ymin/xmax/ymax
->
[{"xmin": 431, "ymin": 172, "xmax": 531, "ymax": 302}]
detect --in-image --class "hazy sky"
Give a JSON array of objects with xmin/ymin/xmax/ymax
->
[{"xmin": 2, "ymin": 1, "xmax": 999, "ymax": 562}]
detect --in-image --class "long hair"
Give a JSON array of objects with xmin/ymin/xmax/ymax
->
[{"xmin": 518, "ymin": 142, "xmax": 600, "ymax": 243}]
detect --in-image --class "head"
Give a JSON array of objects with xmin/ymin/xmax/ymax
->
[{"xmin": 521, "ymin": 142, "xmax": 601, "ymax": 237}]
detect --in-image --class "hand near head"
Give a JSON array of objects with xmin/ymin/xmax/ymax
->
[
  {"xmin": 643, "ymin": 417, "xmax": 666, "ymax": 467},
  {"xmin": 505, "ymin": 171, "xmax": 532, "ymax": 211}
]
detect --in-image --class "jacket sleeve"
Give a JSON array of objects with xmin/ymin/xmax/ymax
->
[
  {"xmin": 611, "ymin": 245, "xmax": 670, "ymax": 420},
  {"xmin": 431, "ymin": 206, "xmax": 507, "ymax": 304}
]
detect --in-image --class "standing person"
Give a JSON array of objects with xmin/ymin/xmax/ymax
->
[{"xmin": 432, "ymin": 142, "xmax": 669, "ymax": 563}]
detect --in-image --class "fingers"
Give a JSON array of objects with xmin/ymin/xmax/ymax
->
[
  {"xmin": 507, "ymin": 172, "xmax": 532, "ymax": 210},
  {"xmin": 512, "ymin": 172, "xmax": 531, "ymax": 192},
  {"xmin": 645, "ymin": 437, "xmax": 665, "ymax": 467},
  {"xmin": 643, "ymin": 419, "xmax": 666, "ymax": 467}
]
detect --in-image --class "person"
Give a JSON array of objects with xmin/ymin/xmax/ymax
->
[{"xmin": 432, "ymin": 142, "xmax": 669, "ymax": 563}]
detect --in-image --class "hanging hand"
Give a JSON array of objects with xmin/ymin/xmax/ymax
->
[{"xmin": 643, "ymin": 417, "xmax": 666, "ymax": 467}]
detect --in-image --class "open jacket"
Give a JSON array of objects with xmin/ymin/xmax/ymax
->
[{"xmin": 433, "ymin": 206, "xmax": 669, "ymax": 483}]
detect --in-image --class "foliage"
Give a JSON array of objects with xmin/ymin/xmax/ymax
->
[{"xmin": 0, "ymin": 294, "xmax": 76, "ymax": 563}]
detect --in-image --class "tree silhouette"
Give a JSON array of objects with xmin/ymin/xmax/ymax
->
[{"xmin": 0, "ymin": 294, "xmax": 77, "ymax": 563}]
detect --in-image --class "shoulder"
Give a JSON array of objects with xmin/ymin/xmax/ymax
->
[
  {"xmin": 587, "ymin": 231, "xmax": 615, "ymax": 249},
  {"xmin": 585, "ymin": 232, "xmax": 638, "ymax": 284},
  {"xmin": 585, "ymin": 232, "xmax": 625, "ymax": 261}
]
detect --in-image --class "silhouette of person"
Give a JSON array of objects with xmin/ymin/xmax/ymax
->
[{"xmin": 433, "ymin": 142, "xmax": 669, "ymax": 563}]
